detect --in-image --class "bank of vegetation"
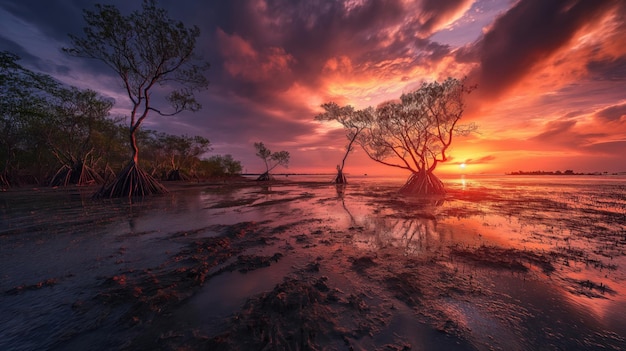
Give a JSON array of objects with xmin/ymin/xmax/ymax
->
[{"xmin": 0, "ymin": 51, "xmax": 241, "ymax": 190}]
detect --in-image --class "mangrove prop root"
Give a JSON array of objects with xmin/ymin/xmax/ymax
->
[
  {"xmin": 399, "ymin": 171, "xmax": 446, "ymax": 196},
  {"xmin": 94, "ymin": 161, "xmax": 168, "ymax": 198},
  {"xmin": 256, "ymin": 171, "xmax": 272, "ymax": 181},
  {"xmin": 50, "ymin": 162, "xmax": 104, "ymax": 187},
  {"xmin": 166, "ymin": 169, "xmax": 188, "ymax": 181}
]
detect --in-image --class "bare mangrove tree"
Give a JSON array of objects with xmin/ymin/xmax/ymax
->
[
  {"xmin": 254, "ymin": 142, "xmax": 290, "ymax": 181},
  {"xmin": 65, "ymin": 0, "xmax": 209, "ymax": 197}
]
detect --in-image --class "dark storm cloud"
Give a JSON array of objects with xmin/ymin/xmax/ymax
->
[
  {"xmin": 0, "ymin": 0, "xmax": 84, "ymax": 41},
  {"xmin": 585, "ymin": 141, "xmax": 626, "ymax": 156},
  {"xmin": 1, "ymin": 0, "xmax": 464, "ymax": 118},
  {"xmin": 531, "ymin": 118, "xmax": 608, "ymax": 150},
  {"xmin": 0, "ymin": 0, "xmax": 145, "ymax": 77},
  {"xmin": 587, "ymin": 57, "xmax": 626, "ymax": 82},
  {"xmin": 0, "ymin": 36, "xmax": 29, "ymax": 58},
  {"xmin": 212, "ymin": 0, "xmax": 458, "ymax": 104},
  {"xmin": 595, "ymin": 103, "xmax": 626, "ymax": 123},
  {"xmin": 532, "ymin": 119, "xmax": 578, "ymax": 140},
  {"xmin": 213, "ymin": 0, "xmax": 405, "ymax": 92},
  {"xmin": 467, "ymin": 0, "xmax": 620, "ymax": 99}
]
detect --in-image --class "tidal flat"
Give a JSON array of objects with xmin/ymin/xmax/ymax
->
[{"xmin": 1, "ymin": 175, "xmax": 625, "ymax": 350}]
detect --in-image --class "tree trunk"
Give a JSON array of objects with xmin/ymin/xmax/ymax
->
[
  {"xmin": 398, "ymin": 170, "xmax": 446, "ymax": 196},
  {"xmin": 333, "ymin": 168, "xmax": 347, "ymax": 184},
  {"xmin": 92, "ymin": 128, "xmax": 168, "ymax": 198},
  {"xmin": 130, "ymin": 129, "xmax": 139, "ymax": 164}
]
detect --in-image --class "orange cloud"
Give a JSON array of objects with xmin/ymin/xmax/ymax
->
[{"xmin": 217, "ymin": 28, "xmax": 295, "ymax": 83}]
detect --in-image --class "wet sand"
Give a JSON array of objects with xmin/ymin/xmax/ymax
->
[{"xmin": 1, "ymin": 176, "xmax": 625, "ymax": 350}]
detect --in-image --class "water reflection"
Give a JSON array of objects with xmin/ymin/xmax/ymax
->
[
  {"xmin": 355, "ymin": 216, "xmax": 443, "ymax": 257},
  {"xmin": 335, "ymin": 187, "xmax": 445, "ymax": 257},
  {"xmin": 2, "ymin": 176, "xmax": 626, "ymax": 350},
  {"xmin": 334, "ymin": 184, "xmax": 356, "ymax": 226}
]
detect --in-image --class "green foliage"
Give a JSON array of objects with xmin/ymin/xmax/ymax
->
[
  {"xmin": 198, "ymin": 154, "xmax": 243, "ymax": 178},
  {"xmin": 147, "ymin": 132, "xmax": 212, "ymax": 179},
  {"xmin": 1, "ymin": 51, "xmax": 86, "ymax": 185},
  {"xmin": 0, "ymin": 50, "xmax": 222, "ymax": 188}
]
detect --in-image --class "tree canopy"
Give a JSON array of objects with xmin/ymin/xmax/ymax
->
[
  {"xmin": 315, "ymin": 102, "xmax": 370, "ymax": 183},
  {"xmin": 1, "ymin": 51, "xmax": 116, "ymax": 187},
  {"xmin": 319, "ymin": 77, "xmax": 475, "ymax": 195},
  {"xmin": 364, "ymin": 79, "xmax": 474, "ymax": 170},
  {"xmin": 254, "ymin": 142, "xmax": 290, "ymax": 181}
]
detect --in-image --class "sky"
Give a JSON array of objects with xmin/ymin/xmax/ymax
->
[{"xmin": 1, "ymin": 0, "xmax": 625, "ymax": 176}]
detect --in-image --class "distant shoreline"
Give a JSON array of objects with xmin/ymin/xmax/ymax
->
[
  {"xmin": 506, "ymin": 170, "xmax": 626, "ymax": 176},
  {"xmin": 241, "ymin": 173, "xmax": 336, "ymax": 176}
]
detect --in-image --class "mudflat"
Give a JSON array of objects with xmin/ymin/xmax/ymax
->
[{"xmin": 1, "ymin": 176, "xmax": 625, "ymax": 350}]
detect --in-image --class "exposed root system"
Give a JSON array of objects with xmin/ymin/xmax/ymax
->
[
  {"xmin": 399, "ymin": 171, "xmax": 445, "ymax": 196},
  {"xmin": 50, "ymin": 162, "xmax": 103, "ymax": 187},
  {"xmin": 256, "ymin": 171, "xmax": 272, "ymax": 181},
  {"xmin": 94, "ymin": 161, "xmax": 168, "ymax": 198}
]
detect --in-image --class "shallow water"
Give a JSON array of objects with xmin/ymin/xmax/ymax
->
[{"xmin": 1, "ymin": 175, "xmax": 625, "ymax": 350}]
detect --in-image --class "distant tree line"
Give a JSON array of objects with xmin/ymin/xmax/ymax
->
[
  {"xmin": 507, "ymin": 170, "xmax": 612, "ymax": 176},
  {"xmin": 507, "ymin": 170, "xmax": 577, "ymax": 176},
  {"xmin": 0, "ymin": 51, "xmax": 240, "ymax": 189}
]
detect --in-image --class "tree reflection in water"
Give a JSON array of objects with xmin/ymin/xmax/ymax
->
[
  {"xmin": 356, "ymin": 216, "xmax": 446, "ymax": 257},
  {"xmin": 336, "ymin": 187, "xmax": 448, "ymax": 257}
]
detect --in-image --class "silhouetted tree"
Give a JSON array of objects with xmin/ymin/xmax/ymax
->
[
  {"xmin": 315, "ymin": 102, "xmax": 369, "ymax": 183},
  {"xmin": 199, "ymin": 154, "xmax": 242, "ymax": 177},
  {"xmin": 322, "ymin": 78, "xmax": 475, "ymax": 195},
  {"xmin": 361, "ymin": 78, "xmax": 475, "ymax": 195},
  {"xmin": 254, "ymin": 142, "xmax": 290, "ymax": 181},
  {"xmin": 47, "ymin": 88, "xmax": 113, "ymax": 186},
  {"xmin": 65, "ymin": 0, "xmax": 209, "ymax": 197},
  {"xmin": 93, "ymin": 118, "xmax": 128, "ymax": 182},
  {"xmin": 222, "ymin": 154, "xmax": 243, "ymax": 175},
  {"xmin": 1, "ymin": 51, "xmax": 126, "ymax": 187},
  {"xmin": 158, "ymin": 133, "xmax": 211, "ymax": 181},
  {"xmin": 0, "ymin": 51, "xmax": 59, "ymax": 187}
]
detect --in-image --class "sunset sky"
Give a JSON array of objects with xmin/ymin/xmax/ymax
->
[{"xmin": 1, "ymin": 0, "xmax": 625, "ymax": 176}]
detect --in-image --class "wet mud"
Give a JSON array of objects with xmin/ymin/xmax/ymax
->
[{"xmin": 1, "ymin": 176, "xmax": 625, "ymax": 350}]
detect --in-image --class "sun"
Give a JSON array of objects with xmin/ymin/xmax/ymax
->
[{"xmin": 459, "ymin": 163, "xmax": 466, "ymax": 169}]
